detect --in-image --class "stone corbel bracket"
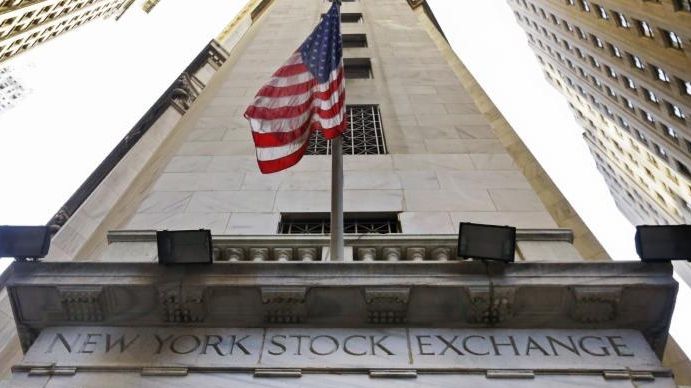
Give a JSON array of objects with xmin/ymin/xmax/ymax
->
[
  {"xmin": 261, "ymin": 287, "xmax": 307, "ymax": 324},
  {"xmin": 364, "ymin": 287, "xmax": 411, "ymax": 324},
  {"xmin": 569, "ymin": 286, "xmax": 622, "ymax": 324},
  {"xmin": 58, "ymin": 286, "xmax": 105, "ymax": 322},
  {"xmin": 158, "ymin": 285, "xmax": 209, "ymax": 323},
  {"xmin": 466, "ymin": 286, "xmax": 516, "ymax": 325}
]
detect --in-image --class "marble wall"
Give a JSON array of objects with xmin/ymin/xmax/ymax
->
[{"xmin": 112, "ymin": 0, "xmax": 570, "ymax": 259}]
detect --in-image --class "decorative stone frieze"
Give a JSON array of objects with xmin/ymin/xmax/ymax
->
[
  {"xmin": 58, "ymin": 286, "xmax": 105, "ymax": 322},
  {"xmin": 365, "ymin": 287, "xmax": 410, "ymax": 324},
  {"xmin": 158, "ymin": 286, "xmax": 208, "ymax": 323},
  {"xmin": 569, "ymin": 286, "xmax": 622, "ymax": 323},
  {"xmin": 170, "ymin": 72, "xmax": 201, "ymax": 113},
  {"xmin": 261, "ymin": 287, "xmax": 307, "ymax": 324},
  {"xmin": 466, "ymin": 286, "xmax": 516, "ymax": 324},
  {"xmin": 405, "ymin": 247, "xmax": 426, "ymax": 261}
]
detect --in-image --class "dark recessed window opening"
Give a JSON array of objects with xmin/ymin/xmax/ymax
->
[
  {"xmin": 344, "ymin": 57, "xmax": 372, "ymax": 79},
  {"xmin": 279, "ymin": 213, "xmax": 401, "ymax": 234},
  {"xmin": 322, "ymin": 12, "xmax": 363, "ymax": 23},
  {"xmin": 306, "ymin": 105, "xmax": 386, "ymax": 155},
  {"xmin": 342, "ymin": 33, "xmax": 367, "ymax": 48}
]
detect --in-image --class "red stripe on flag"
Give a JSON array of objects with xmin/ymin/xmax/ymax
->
[
  {"xmin": 256, "ymin": 139, "xmax": 310, "ymax": 174},
  {"xmin": 245, "ymin": 90, "xmax": 345, "ymax": 121},
  {"xmin": 255, "ymin": 70, "xmax": 343, "ymax": 99},
  {"xmin": 273, "ymin": 63, "xmax": 310, "ymax": 77},
  {"xmin": 252, "ymin": 120, "xmax": 311, "ymax": 147}
]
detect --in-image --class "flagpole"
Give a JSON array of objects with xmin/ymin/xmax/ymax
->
[{"xmin": 330, "ymin": 134, "xmax": 345, "ymax": 261}]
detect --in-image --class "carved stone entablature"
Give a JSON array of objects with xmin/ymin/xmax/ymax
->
[
  {"xmin": 407, "ymin": 0, "xmax": 425, "ymax": 9},
  {"xmin": 16, "ymin": 324, "xmax": 40, "ymax": 353},
  {"xmin": 261, "ymin": 287, "xmax": 307, "ymax": 324},
  {"xmin": 58, "ymin": 286, "xmax": 105, "ymax": 322},
  {"xmin": 364, "ymin": 287, "xmax": 410, "ymax": 324},
  {"xmin": 170, "ymin": 72, "xmax": 202, "ymax": 114},
  {"xmin": 569, "ymin": 286, "xmax": 622, "ymax": 324},
  {"xmin": 466, "ymin": 286, "xmax": 516, "ymax": 325},
  {"xmin": 159, "ymin": 286, "xmax": 208, "ymax": 323},
  {"xmin": 206, "ymin": 40, "xmax": 229, "ymax": 70}
]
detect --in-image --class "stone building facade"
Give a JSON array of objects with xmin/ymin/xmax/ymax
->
[
  {"xmin": 0, "ymin": 0, "xmax": 688, "ymax": 386},
  {"xmin": 0, "ymin": 65, "xmax": 25, "ymax": 112},
  {"xmin": 0, "ymin": 0, "xmax": 129, "ymax": 63},
  {"xmin": 507, "ymin": 0, "xmax": 691, "ymax": 301}
]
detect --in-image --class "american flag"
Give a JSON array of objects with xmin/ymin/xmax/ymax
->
[{"xmin": 244, "ymin": 2, "xmax": 346, "ymax": 174}]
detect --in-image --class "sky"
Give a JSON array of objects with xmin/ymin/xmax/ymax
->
[{"xmin": 0, "ymin": 0, "xmax": 689, "ymax": 353}]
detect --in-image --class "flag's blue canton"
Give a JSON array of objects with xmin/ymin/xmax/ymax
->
[{"xmin": 299, "ymin": 3, "xmax": 342, "ymax": 84}]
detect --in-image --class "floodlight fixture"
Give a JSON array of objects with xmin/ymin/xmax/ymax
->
[
  {"xmin": 0, "ymin": 225, "xmax": 51, "ymax": 260},
  {"xmin": 156, "ymin": 229, "xmax": 213, "ymax": 265},
  {"xmin": 635, "ymin": 225, "xmax": 691, "ymax": 262},
  {"xmin": 457, "ymin": 222, "xmax": 516, "ymax": 263}
]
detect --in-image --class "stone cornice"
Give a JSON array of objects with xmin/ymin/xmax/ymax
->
[{"xmin": 6, "ymin": 261, "xmax": 677, "ymax": 356}]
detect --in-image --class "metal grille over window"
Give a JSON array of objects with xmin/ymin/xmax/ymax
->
[
  {"xmin": 306, "ymin": 105, "xmax": 387, "ymax": 155},
  {"xmin": 279, "ymin": 213, "xmax": 401, "ymax": 234}
]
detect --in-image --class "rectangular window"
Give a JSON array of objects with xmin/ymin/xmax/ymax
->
[
  {"xmin": 278, "ymin": 213, "xmax": 401, "ymax": 234},
  {"xmin": 614, "ymin": 11, "xmax": 630, "ymax": 28},
  {"xmin": 653, "ymin": 66, "xmax": 670, "ymax": 83},
  {"xmin": 674, "ymin": 0, "xmax": 691, "ymax": 12},
  {"xmin": 595, "ymin": 4, "xmax": 608, "ymax": 19},
  {"xmin": 344, "ymin": 57, "xmax": 372, "ymax": 79},
  {"xmin": 340, "ymin": 13, "xmax": 363, "ymax": 23},
  {"xmin": 677, "ymin": 160, "xmax": 691, "ymax": 178},
  {"xmin": 664, "ymin": 30, "xmax": 684, "ymax": 49},
  {"xmin": 636, "ymin": 20, "xmax": 655, "ymax": 38},
  {"xmin": 662, "ymin": 124, "xmax": 679, "ymax": 143},
  {"xmin": 342, "ymin": 33, "xmax": 367, "ymax": 48},
  {"xmin": 306, "ymin": 105, "xmax": 387, "ymax": 155}
]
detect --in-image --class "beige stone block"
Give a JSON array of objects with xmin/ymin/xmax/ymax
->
[
  {"xmin": 226, "ymin": 213, "xmax": 281, "ymax": 235},
  {"xmin": 177, "ymin": 141, "xmax": 254, "ymax": 156},
  {"xmin": 281, "ymin": 171, "xmax": 331, "ymax": 190},
  {"xmin": 425, "ymin": 139, "xmax": 505, "ymax": 154},
  {"xmin": 207, "ymin": 156, "xmax": 262, "ymax": 173},
  {"xmin": 126, "ymin": 212, "xmax": 231, "ymax": 235},
  {"xmin": 343, "ymin": 155, "xmax": 394, "ymax": 171},
  {"xmin": 517, "ymin": 241, "xmax": 583, "ymax": 262},
  {"xmin": 437, "ymin": 171, "xmax": 532, "ymax": 190},
  {"xmin": 399, "ymin": 212, "xmax": 454, "ymax": 234},
  {"xmin": 242, "ymin": 171, "xmax": 288, "ymax": 190},
  {"xmin": 393, "ymin": 154, "xmax": 475, "ymax": 171},
  {"xmin": 186, "ymin": 128, "xmax": 226, "ymax": 142},
  {"xmin": 404, "ymin": 189, "xmax": 495, "ymax": 211},
  {"xmin": 137, "ymin": 192, "xmax": 193, "ymax": 214},
  {"xmin": 451, "ymin": 211, "xmax": 558, "ymax": 229},
  {"xmin": 469, "ymin": 154, "xmax": 518, "ymax": 170},
  {"xmin": 489, "ymin": 189, "xmax": 547, "ymax": 212},
  {"xmin": 396, "ymin": 171, "xmax": 440, "ymax": 189},
  {"xmin": 164, "ymin": 156, "xmax": 212, "ymax": 173},
  {"xmin": 345, "ymin": 171, "xmax": 401, "ymax": 190},
  {"xmin": 187, "ymin": 191, "xmax": 275, "ymax": 213},
  {"xmin": 344, "ymin": 190, "xmax": 403, "ymax": 212},
  {"xmin": 275, "ymin": 190, "xmax": 330, "ymax": 212},
  {"xmin": 153, "ymin": 173, "xmax": 244, "ymax": 192},
  {"xmin": 101, "ymin": 242, "xmax": 158, "ymax": 262}
]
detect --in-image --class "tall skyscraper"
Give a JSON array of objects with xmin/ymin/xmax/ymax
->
[
  {"xmin": 507, "ymin": 0, "xmax": 690, "ymax": 227},
  {"xmin": 507, "ymin": 0, "xmax": 691, "ymax": 295},
  {"xmin": 0, "ymin": 0, "xmax": 130, "ymax": 63},
  {"xmin": 0, "ymin": 0, "xmax": 688, "ymax": 385},
  {"xmin": 0, "ymin": 65, "xmax": 26, "ymax": 112}
]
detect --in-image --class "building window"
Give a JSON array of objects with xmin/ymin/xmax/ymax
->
[
  {"xmin": 662, "ymin": 124, "xmax": 679, "ymax": 143},
  {"xmin": 644, "ymin": 88, "xmax": 659, "ymax": 104},
  {"xmin": 664, "ymin": 30, "xmax": 684, "ymax": 49},
  {"xmin": 630, "ymin": 54, "xmax": 645, "ymax": 70},
  {"xmin": 614, "ymin": 11, "xmax": 630, "ymax": 28},
  {"xmin": 637, "ymin": 20, "xmax": 655, "ymax": 38},
  {"xmin": 610, "ymin": 44, "xmax": 622, "ymax": 58},
  {"xmin": 606, "ymin": 65, "xmax": 617, "ymax": 78},
  {"xmin": 595, "ymin": 4, "xmax": 608, "ymax": 19},
  {"xmin": 674, "ymin": 0, "xmax": 691, "ymax": 12},
  {"xmin": 340, "ymin": 13, "xmax": 363, "ymax": 23},
  {"xmin": 624, "ymin": 76, "xmax": 636, "ymax": 89},
  {"xmin": 623, "ymin": 97, "xmax": 635, "ymax": 111},
  {"xmin": 669, "ymin": 103, "xmax": 687, "ymax": 120},
  {"xmin": 677, "ymin": 160, "xmax": 691, "ymax": 178},
  {"xmin": 654, "ymin": 143, "xmax": 668, "ymax": 160},
  {"xmin": 306, "ymin": 105, "xmax": 387, "ymax": 155},
  {"xmin": 278, "ymin": 213, "xmax": 401, "ymax": 234},
  {"xmin": 643, "ymin": 111, "xmax": 655, "ymax": 123},
  {"xmin": 344, "ymin": 58, "xmax": 372, "ymax": 79},
  {"xmin": 580, "ymin": 0, "xmax": 591, "ymax": 11},
  {"xmin": 342, "ymin": 33, "xmax": 367, "ymax": 48},
  {"xmin": 654, "ymin": 66, "xmax": 670, "ymax": 83},
  {"xmin": 636, "ymin": 129, "xmax": 649, "ymax": 145},
  {"xmin": 577, "ymin": 27, "xmax": 587, "ymax": 39},
  {"xmin": 682, "ymin": 80, "xmax": 691, "ymax": 95}
]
